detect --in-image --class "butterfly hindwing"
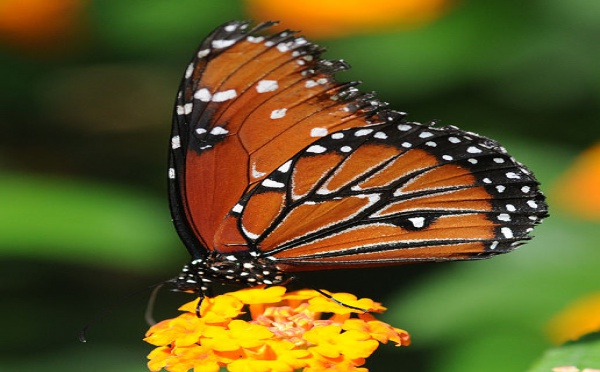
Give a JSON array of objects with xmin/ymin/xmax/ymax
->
[{"xmin": 220, "ymin": 114, "xmax": 547, "ymax": 270}]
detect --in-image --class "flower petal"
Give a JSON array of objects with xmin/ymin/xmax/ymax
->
[
  {"xmin": 227, "ymin": 285, "xmax": 287, "ymax": 304},
  {"xmin": 145, "ymin": 286, "xmax": 409, "ymax": 371}
]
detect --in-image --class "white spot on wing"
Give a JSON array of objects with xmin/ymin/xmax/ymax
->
[
  {"xmin": 305, "ymin": 80, "xmax": 318, "ymax": 88},
  {"xmin": 307, "ymin": 145, "xmax": 327, "ymax": 153},
  {"xmin": 397, "ymin": 124, "xmax": 412, "ymax": 131},
  {"xmin": 210, "ymin": 126, "xmax": 229, "ymax": 135},
  {"xmin": 408, "ymin": 217, "xmax": 425, "ymax": 228},
  {"xmin": 355, "ymin": 129, "xmax": 373, "ymax": 137},
  {"xmin": 506, "ymin": 172, "xmax": 521, "ymax": 179},
  {"xmin": 501, "ymin": 227, "xmax": 514, "ymax": 239},
  {"xmin": 197, "ymin": 49, "xmax": 210, "ymax": 58},
  {"xmin": 232, "ymin": 204, "xmax": 243, "ymax": 213},
  {"xmin": 185, "ymin": 63, "xmax": 194, "ymax": 79},
  {"xmin": 262, "ymin": 178, "xmax": 285, "ymax": 188},
  {"xmin": 212, "ymin": 89, "xmax": 237, "ymax": 102},
  {"xmin": 277, "ymin": 43, "xmax": 291, "ymax": 52},
  {"xmin": 176, "ymin": 103, "xmax": 193, "ymax": 116},
  {"xmin": 171, "ymin": 135, "xmax": 181, "ymax": 149},
  {"xmin": 270, "ymin": 108, "xmax": 287, "ymax": 119},
  {"xmin": 310, "ymin": 127, "xmax": 328, "ymax": 137},
  {"xmin": 168, "ymin": 168, "xmax": 175, "ymax": 179},
  {"xmin": 247, "ymin": 36, "xmax": 264, "ymax": 43},
  {"xmin": 497, "ymin": 213, "xmax": 511, "ymax": 222},
  {"xmin": 212, "ymin": 39, "xmax": 236, "ymax": 49},
  {"xmin": 316, "ymin": 187, "xmax": 331, "ymax": 195},
  {"xmin": 251, "ymin": 163, "xmax": 266, "ymax": 179},
  {"xmin": 194, "ymin": 88, "xmax": 212, "ymax": 102},
  {"xmin": 256, "ymin": 80, "xmax": 279, "ymax": 93},
  {"xmin": 242, "ymin": 225, "xmax": 260, "ymax": 240},
  {"xmin": 278, "ymin": 160, "xmax": 292, "ymax": 173}
]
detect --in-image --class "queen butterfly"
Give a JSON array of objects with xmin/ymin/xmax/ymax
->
[{"xmin": 169, "ymin": 21, "xmax": 548, "ymax": 295}]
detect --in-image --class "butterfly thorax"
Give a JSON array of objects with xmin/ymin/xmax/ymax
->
[{"xmin": 175, "ymin": 253, "xmax": 288, "ymax": 293}]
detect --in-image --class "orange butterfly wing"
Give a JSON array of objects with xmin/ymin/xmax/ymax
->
[
  {"xmin": 169, "ymin": 21, "xmax": 386, "ymax": 258},
  {"xmin": 223, "ymin": 121, "xmax": 547, "ymax": 270},
  {"xmin": 168, "ymin": 21, "xmax": 547, "ymax": 282}
]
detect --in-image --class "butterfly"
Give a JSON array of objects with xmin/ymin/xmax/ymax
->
[{"xmin": 168, "ymin": 20, "xmax": 548, "ymax": 295}]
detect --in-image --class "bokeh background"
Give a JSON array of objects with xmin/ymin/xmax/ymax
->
[{"xmin": 1, "ymin": 0, "xmax": 599, "ymax": 371}]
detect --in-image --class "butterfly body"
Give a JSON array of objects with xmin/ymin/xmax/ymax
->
[
  {"xmin": 175, "ymin": 253, "xmax": 286, "ymax": 293},
  {"xmin": 168, "ymin": 21, "xmax": 548, "ymax": 294}
]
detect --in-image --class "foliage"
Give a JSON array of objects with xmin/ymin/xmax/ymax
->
[{"xmin": 1, "ymin": 0, "xmax": 598, "ymax": 371}]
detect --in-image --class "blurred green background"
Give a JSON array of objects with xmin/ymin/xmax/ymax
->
[{"xmin": 1, "ymin": 0, "xmax": 599, "ymax": 371}]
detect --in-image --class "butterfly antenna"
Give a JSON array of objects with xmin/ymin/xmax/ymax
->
[
  {"xmin": 291, "ymin": 277, "xmax": 368, "ymax": 313},
  {"xmin": 194, "ymin": 285, "xmax": 211, "ymax": 317},
  {"xmin": 144, "ymin": 282, "xmax": 168, "ymax": 326},
  {"xmin": 313, "ymin": 288, "xmax": 368, "ymax": 313},
  {"xmin": 79, "ymin": 280, "xmax": 172, "ymax": 343},
  {"xmin": 195, "ymin": 296, "xmax": 204, "ymax": 318}
]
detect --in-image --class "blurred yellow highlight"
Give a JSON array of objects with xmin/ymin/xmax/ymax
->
[
  {"xmin": 244, "ymin": 0, "xmax": 453, "ymax": 38},
  {"xmin": 553, "ymin": 143, "xmax": 600, "ymax": 220},
  {"xmin": 0, "ymin": 0, "xmax": 87, "ymax": 54},
  {"xmin": 547, "ymin": 292, "xmax": 600, "ymax": 344}
]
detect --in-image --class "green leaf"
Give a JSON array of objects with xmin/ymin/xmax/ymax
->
[
  {"xmin": 528, "ymin": 333, "xmax": 600, "ymax": 372},
  {"xmin": 0, "ymin": 172, "xmax": 180, "ymax": 272}
]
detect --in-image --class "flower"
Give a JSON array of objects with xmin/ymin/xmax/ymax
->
[
  {"xmin": 243, "ymin": 0, "xmax": 452, "ymax": 38},
  {"xmin": 553, "ymin": 142, "xmax": 600, "ymax": 220},
  {"xmin": 0, "ymin": 0, "xmax": 88, "ymax": 54},
  {"xmin": 547, "ymin": 292, "xmax": 600, "ymax": 344},
  {"xmin": 145, "ymin": 285, "xmax": 410, "ymax": 371}
]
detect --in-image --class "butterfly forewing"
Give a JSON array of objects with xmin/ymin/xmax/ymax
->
[{"xmin": 169, "ymin": 21, "xmax": 388, "ymax": 257}]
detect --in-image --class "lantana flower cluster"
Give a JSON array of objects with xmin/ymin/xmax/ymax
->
[{"xmin": 144, "ymin": 285, "xmax": 410, "ymax": 372}]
